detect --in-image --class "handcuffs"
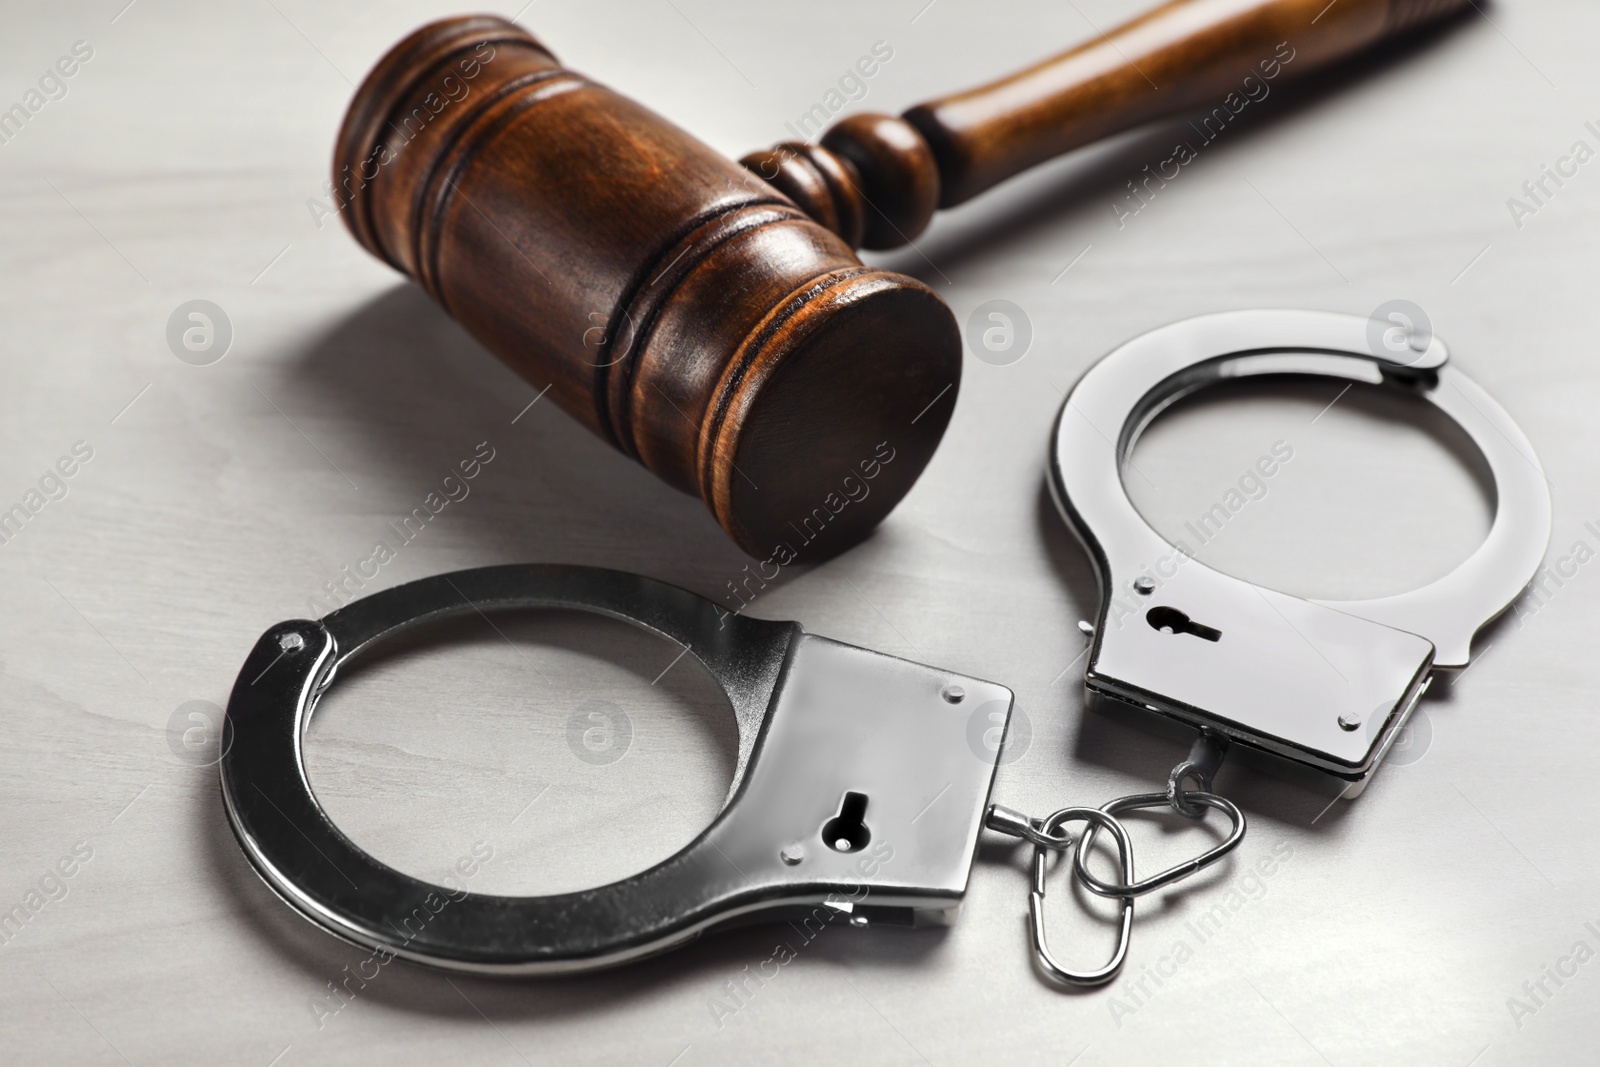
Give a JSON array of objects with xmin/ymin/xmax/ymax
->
[{"xmin": 221, "ymin": 310, "xmax": 1549, "ymax": 986}]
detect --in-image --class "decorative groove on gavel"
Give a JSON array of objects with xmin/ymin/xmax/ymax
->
[{"xmin": 334, "ymin": 0, "xmax": 1468, "ymax": 559}]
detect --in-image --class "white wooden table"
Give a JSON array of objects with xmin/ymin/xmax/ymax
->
[{"xmin": 1, "ymin": 1, "xmax": 1595, "ymax": 1063}]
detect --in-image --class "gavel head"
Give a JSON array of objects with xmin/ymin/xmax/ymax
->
[{"xmin": 334, "ymin": 16, "xmax": 960, "ymax": 561}]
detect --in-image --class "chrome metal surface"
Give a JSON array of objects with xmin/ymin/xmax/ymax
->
[
  {"xmin": 988, "ymin": 743, "xmax": 1242, "ymax": 983},
  {"xmin": 985, "ymin": 803, "xmax": 1072, "ymax": 850},
  {"xmin": 219, "ymin": 564, "xmax": 1013, "ymax": 974},
  {"xmin": 1073, "ymin": 791, "xmax": 1246, "ymax": 898},
  {"xmin": 1027, "ymin": 807, "xmax": 1135, "ymax": 987},
  {"xmin": 1050, "ymin": 310, "xmax": 1550, "ymax": 781},
  {"xmin": 1167, "ymin": 731, "xmax": 1229, "ymax": 817}
]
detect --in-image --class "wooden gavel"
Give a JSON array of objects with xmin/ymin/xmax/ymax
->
[{"xmin": 334, "ymin": 0, "xmax": 1465, "ymax": 559}]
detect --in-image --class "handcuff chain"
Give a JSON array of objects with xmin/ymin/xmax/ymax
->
[{"xmin": 982, "ymin": 732, "xmax": 1247, "ymax": 986}]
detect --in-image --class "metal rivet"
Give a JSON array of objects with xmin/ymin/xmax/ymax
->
[
  {"xmin": 279, "ymin": 633, "xmax": 305, "ymax": 653},
  {"xmin": 941, "ymin": 684, "xmax": 965, "ymax": 704},
  {"xmin": 849, "ymin": 915, "xmax": 868, "ymax": 927},
  {"xmin": 1338, "ymin": 712, "xmax": 1361, "ymax": 731},
  {"xmin": 1133, "ymin": 577, "xmax": 1156, "ymax": 595},
  {"xmin": 779, "ymin": 844, "xmax": 805, "ymax": 866}
]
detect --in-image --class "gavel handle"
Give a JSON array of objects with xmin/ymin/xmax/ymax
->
[{"xmin": 744, "ymin": 0, "xmax": 1467, "ymax": 248}]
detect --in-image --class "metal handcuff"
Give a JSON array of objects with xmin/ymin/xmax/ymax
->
[{"xmin": 220, "ymin": 310, "xmax": 1549, "ymax": 986}]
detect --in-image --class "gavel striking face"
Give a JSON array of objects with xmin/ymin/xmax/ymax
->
[{"xmin": 334, "ymin": 0, "xmax": 1466, "ymax": 559}]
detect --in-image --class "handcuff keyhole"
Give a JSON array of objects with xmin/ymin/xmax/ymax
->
[
  {"xmin": 1146, "ymin": 606, "xmax": 1222, "ymax": 642},
  {"xmin": 822, "ymin": 791, "xmax": 871, "ymax": 853}
]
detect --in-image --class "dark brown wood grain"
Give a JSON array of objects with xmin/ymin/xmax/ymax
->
[
  {"xmin": 339, "ymin": 0, "xmax": 1467, "ymax": 558},
  {"xmin": 748, "ymin": 0, "xmax": 1469, "ymax": 246},
  {"xmin": 335, "ymin": 16, "xmax": 960, "ymax": 561}
]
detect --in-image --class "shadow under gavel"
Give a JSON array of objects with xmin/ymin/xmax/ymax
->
[{"xmin": 333, "ymin": 0, "xmax": 1466, "ymax": 560}]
